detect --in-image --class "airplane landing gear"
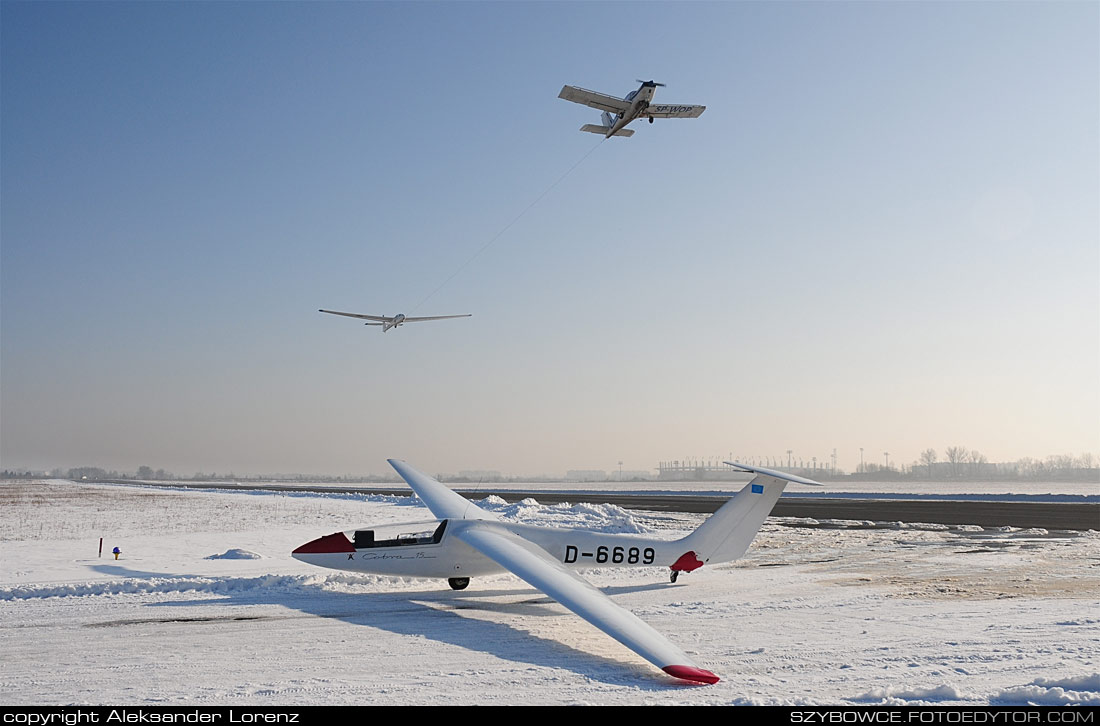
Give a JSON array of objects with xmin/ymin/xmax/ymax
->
[
  {"xmin": 649, "ymin": 117, "xmax": 654, "ymax": 124},
  {"xmin": 448, "ymin": 577, "xmax": 470, "ymax": 590},
  {"xmin": 670, "ymin": 570, "xmax": 679, "ymax": 583}
]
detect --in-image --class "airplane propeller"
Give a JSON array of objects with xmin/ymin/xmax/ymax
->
[{"xmin": 636, "ymin": 79, "xmax": 667, "ymax": 87}]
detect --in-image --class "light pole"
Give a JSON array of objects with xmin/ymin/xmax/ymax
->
[
  {"xmin": 859, "ymin": 447, "xmax": 864, "ymax": 473},
  {"xmin": 618, "ymin": 461, "xmax": 623, "ymax": 482}
]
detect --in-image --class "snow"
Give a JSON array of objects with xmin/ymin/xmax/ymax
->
[
  {"xmin": 1, "ymin": 479, "xmax": 1097, "ymax": 705},
  {"xmin": 206, "ymin": 549, "xmax": 263, "ymax": 560}
]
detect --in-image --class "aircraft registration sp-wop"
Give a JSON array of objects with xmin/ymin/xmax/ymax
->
[
  {"xmin": 319, "ymin": 309, "xmax": 471, "ymax": 332},
  {"xmin": 558, "ymin": 79, "xmax": 705, "ymax": 138},
  {"xmin": 293, "ymin": 459, "xmax": 821, "ymax": 685}
]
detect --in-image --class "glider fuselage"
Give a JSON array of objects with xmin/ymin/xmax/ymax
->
[
  {"xmin": 290, "ymin": 460, "xmax": 817, "ymax": 685},
  {"xmin": 293, "ymin": 518, "xmax": 697, "ymax": 580}
]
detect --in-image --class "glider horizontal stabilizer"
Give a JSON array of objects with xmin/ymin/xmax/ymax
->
[{"xmin": 723, "ymin": 461, "xmax": 824, "ymax": 487}]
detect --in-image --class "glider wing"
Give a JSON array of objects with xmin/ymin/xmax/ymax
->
[
  {"xmin": 403, "ymin": 314, "xmax": 472, "ymax": 323},
  {"xmin": 318, "ymin": 309, "xmax": 389, "ymax": 323},
  {"xmin": 388, "ymin": 459, "xmax": 499, "ymax": 522},
  {"xmin": 453, "ymin": 521, "xmax": 719, "ymax": 684}
]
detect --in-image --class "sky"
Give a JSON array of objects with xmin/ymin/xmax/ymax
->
[{"xmin": 2, "ymin": 1, "xmax": 1097, "ymax": 477}]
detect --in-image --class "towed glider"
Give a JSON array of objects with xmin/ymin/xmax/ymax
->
[
  {"xmin": 319, "ymin": 309, "xmax": 471, "ymax": 333},
  {"xmin": 558, "ymin": 79, "xmax": 705, "ymax": 138},
  {"xmin": 293, "ymin": 459, "xmax": 820, "ymax": 684}
]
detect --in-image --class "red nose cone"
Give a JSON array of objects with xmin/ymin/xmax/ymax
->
[
  {"xmin": 292, "ymin": 532, "xmax": 355, "ymax": 554},
  {"xmin": 663, "ymin": 665, "xmax": 720, "ymax": 684}
]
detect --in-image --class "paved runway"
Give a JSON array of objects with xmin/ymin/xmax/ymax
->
[{"xmin": 128, "ymin": 481, "xmax": 1099, "ymax": 531}]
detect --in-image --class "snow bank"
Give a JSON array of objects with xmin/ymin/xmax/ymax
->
[
  {"xmin": 0, "ymin": 572, "xmax": 382, "ymax": 601},
  {"xmin": 474, "ymin": 495, "xmax": 651, "ymax": 534},
  {"xmin": 853, "ymin": 684, "xmax": 974, "ymax": 704},
  {"xmin": 205, "ymin": 549, "xmax": 263, "ymax": 560},
  {"xmin": 992, "ymin": 674, "xmax": 1100, "ymax": 705}
]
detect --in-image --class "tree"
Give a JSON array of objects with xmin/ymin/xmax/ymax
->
[
  {"xmin": 968, "ymin": 450, "xmax": 987, "ymax": 477},
  {"xmin": 944, "ymin": 446, "xmax": 969, "ymax": 478},
  {"xmin": 919, "ymin": 449, "xmax": 937, "ymax": 478}
]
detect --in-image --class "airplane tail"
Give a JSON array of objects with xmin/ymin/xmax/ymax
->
[
  {"xmin": 579, "ymin": 124, "xmax": 634, "ymax": 138},
  {"xmin": 677, "ymin": 463, "xmax": 821, "ymax": 567}
]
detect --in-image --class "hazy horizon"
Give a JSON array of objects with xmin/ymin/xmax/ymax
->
[{"xmin": 3, "ymin": 2, "xmax": 1097, "ymax": 478}]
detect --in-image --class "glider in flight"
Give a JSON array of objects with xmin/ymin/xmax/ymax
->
[
  {"xmin": 558, "ymin": 79, "xmax": 705, "ymax": 138},
  {"xmin": 292, "ymin": 459, "xmax": 820, "ymax": 684},
  {"xmin": 319, "ymin": 309, "xmax": 471, "ymax": 332}
]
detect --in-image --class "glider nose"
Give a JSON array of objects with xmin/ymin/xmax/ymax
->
[{"xmin": 292, "ymin": 532, "xmax": 355, "ymax": 558}]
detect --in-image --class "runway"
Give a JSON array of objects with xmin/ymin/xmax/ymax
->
[{"xmin": 125, "ymin": 481, "xmax": 1099, "ymax": 531}]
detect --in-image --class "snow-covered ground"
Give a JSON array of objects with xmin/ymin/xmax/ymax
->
[{"xmin": 1, "ymin": 479, "xmax": 1097, "ymax": 706}]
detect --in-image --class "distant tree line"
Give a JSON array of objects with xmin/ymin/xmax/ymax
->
[
  {"xmin": 3, "ymin": 449, "xmax": 1097, "ymax": 483},
  {"xmin": 852, "ymin": 448, "xmax": 1098, "ymax": 481}
]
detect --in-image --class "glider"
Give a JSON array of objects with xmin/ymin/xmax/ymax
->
[
  {"xmin": 319, "ymin": 309, "xmax": 471, "ymax": 332},
  {"xmin": 558, "ymin": 79, "xmax": 705, "ymax": 138},
  {"xmin": 292, "ymin": 459, "xmax": 820, "ymax": 684}
]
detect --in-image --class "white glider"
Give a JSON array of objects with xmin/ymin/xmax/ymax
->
[
  {"xmin": 558, "ymin": 79, "xmax": 705, "ymax": 138},
  {"xmin": 292, "ymin": 459, "xmax": 820, "ymax": 684},
  {"xmin": 319, "ymin": 309, "xmax": 471, "ymax": 332}
]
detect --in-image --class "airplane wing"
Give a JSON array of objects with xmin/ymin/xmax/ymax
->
[
  {"xmin": 403, "ymin": 314, "xmax": 472, "ymax": 323},
  {"xmin": 454, "ymin": 521, "xmax": 719, "ymax": 684},
  {"xmin": 388, "ymin": 459, "xmax": 499, "ymax": 522},
  {"xmin": 318, "ymin": 309, "xmax": 389, "ymax": 323},
  {"xmin": 644, "ymin": 104, "xmax": 706, "ymax": 119},
  {"xmin": 558, "ymin": 85, "xmax": 631, "ymax": 115}
]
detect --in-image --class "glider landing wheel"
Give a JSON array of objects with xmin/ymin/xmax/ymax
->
[
  {"xmin": 670, "ymin": 570, "xmax": 679, "ymax": 583},
  {"xmin": 649, "ymin": 117, "xmax": 654, "ymax": 124},
  {"xmin": 448, "ymin": 577, "xmax": 470, "ymax": 591}
]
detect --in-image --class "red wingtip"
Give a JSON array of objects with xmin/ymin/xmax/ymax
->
[
  {"xmin": 292, "ymin": 532, "xmax": 355, "ymax": 554},
  {"xmin": 663, "ymin": 665, "xmax": 720, "ymax": 684}
]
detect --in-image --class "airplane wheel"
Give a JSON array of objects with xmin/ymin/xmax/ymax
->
[
  {"xmin": 448, "ymin": 577, "xmax": 470, "ymax": 591},
  {"xmin": 649, "ymin": 117, "xmax": 654, "ymax": 124},
  {"xmin": 670, "ymin": 571, "xmax": 679, "ymax": 583}
]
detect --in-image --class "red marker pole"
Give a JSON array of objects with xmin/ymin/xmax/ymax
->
[{"xmin": 99, "ymin": 538, "xmax": 103, "ymax": 558}]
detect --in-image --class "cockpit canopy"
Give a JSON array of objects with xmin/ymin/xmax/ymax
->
[{"xmin": 351, "ymin": 520, "xmax": 447, "ymax": 549}]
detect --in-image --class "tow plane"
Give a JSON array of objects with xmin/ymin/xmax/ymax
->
[
  {"xmin": 293, "ymin": 459, "xmax": 820, "ymax": 684},
  {"xmin": 319, "ymin": 309, "xmax": 471, "ymax": 332},
  {"xmin": 558, "ymin": 79, "xmax": 705, "ymax": 138}
]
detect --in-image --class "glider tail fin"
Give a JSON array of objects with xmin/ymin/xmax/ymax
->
[{"xmin": 679, "ymin": 463, "xmax": 821, "ymax": 566}]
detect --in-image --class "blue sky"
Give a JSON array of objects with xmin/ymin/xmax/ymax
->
[{"xmin": 2, "ymin": 1, "xmax": 1097, "ymax": 476}]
